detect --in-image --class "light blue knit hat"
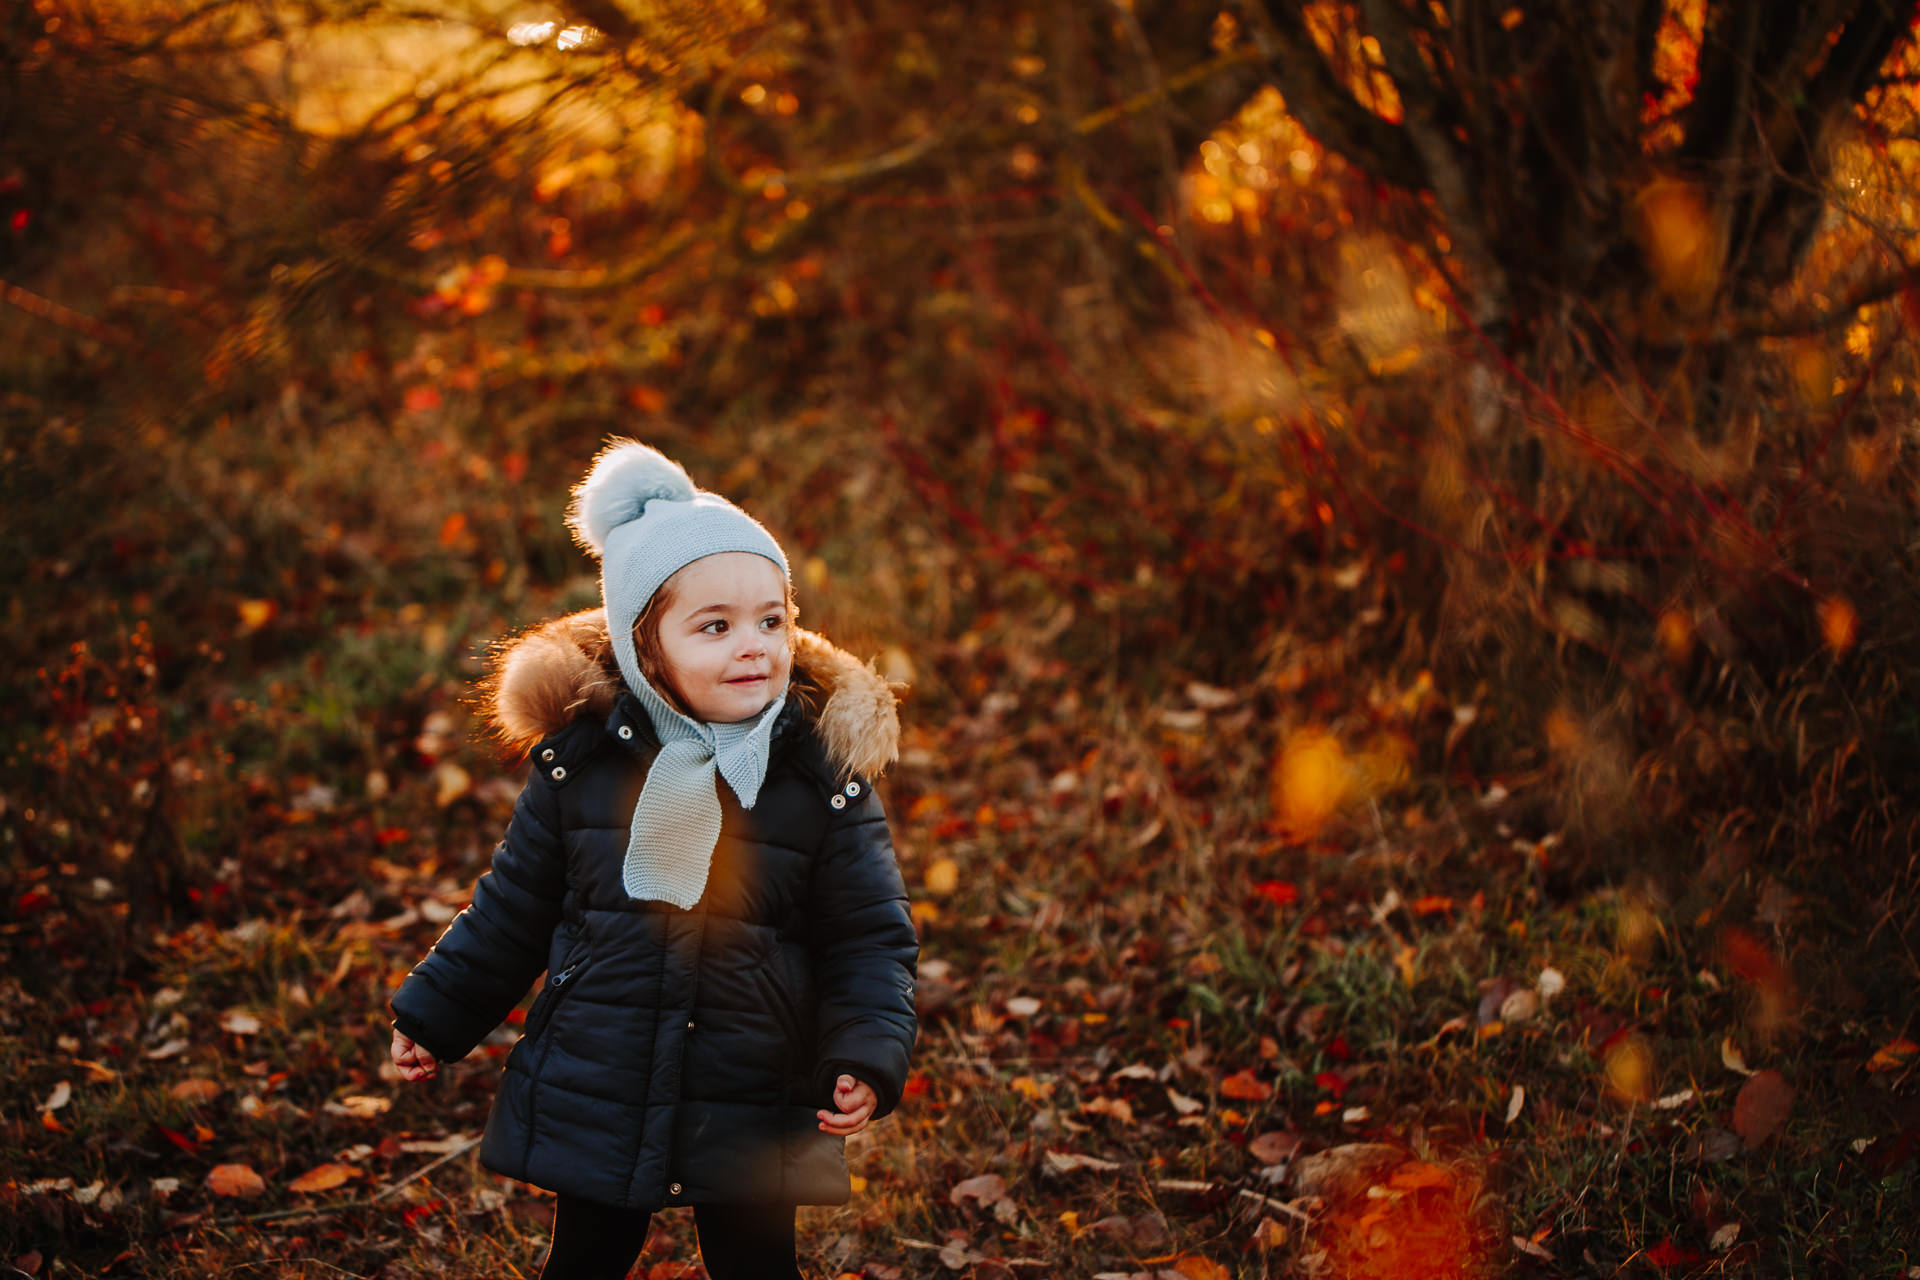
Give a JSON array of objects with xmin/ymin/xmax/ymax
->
[{"xmin": 566, "ymin": 439, "xmax": 791, "ymax": 908}]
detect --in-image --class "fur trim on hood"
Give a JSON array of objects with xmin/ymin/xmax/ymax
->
[{"xmin": 482, "ymin": 608, "xmax": 901, "ymax": 780}]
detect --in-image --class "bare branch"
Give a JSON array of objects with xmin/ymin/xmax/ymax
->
[
  {"xmin": 1070, "ymin": 46, "xmax": 1265, "ymax": 137},
  {"xmin": 1235, "ymin": 1, "xmax": 1424, "ymax": 190},
  {"xmin": 1357, "ymin": 0, "xmax": 1509, "ymax": 315}
]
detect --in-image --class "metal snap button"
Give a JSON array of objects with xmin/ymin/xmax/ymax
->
[
  {"xmin": 844, "ymin": 781, "xmax": 861, "ymax": 797},
  {"xmin": 830, "ymin": 794, "xmax": 846, "ymax": 810},
  {"xmin": 550, "ymin": 766, "xmax": 567, "ymax": 781},
  {"xmin": 686, "ymin": 1020, "xmax": 695, "ymax": 1030},
  {"xmin": 669, "ymin": 1182, "xmax": 682, "ymax": 1196},
  {"xmin": 541, "ymin": 748, "xmax": 556, "ymax": 762},
  {"xmin": 618, "ymin": 725, "xmax": 633, "ymax": 740}
]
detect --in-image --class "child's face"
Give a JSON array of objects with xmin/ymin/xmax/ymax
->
[{"xmin": 646, "ymin": 552, "xmax": 793, "ymax": 723}]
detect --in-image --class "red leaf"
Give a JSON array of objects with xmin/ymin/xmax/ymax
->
[
  {"xmin": 1220, "ymin": 1070, "xmax": 1272, "ymax": 1101},
  {"xmin": 401, "ymin": 1199, "xmax": 445, "ymax": 1226},
  {"xmin": 1733, "ymin": 1070, "xmax": 1794, "ymax": 1148},
  {"xmin": 205, "ymin": 1164, "xmax": 266, "ymax": 1198},
  {"xmin": 1644, "ymin": 1238, "xmax": 1701, "ymax": 1270},
  {"xmin": 156, "ymin": 1124, "xmax": 201, "ymax": 1155},
  {"xmin": 1253, "ymin": 880, "xmax": 1298, "ymax": 907}
]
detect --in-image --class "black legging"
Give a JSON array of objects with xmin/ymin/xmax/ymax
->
[{"xmin": 538, "ymin": 1193, "xmax": 802, "ymax": 1280}]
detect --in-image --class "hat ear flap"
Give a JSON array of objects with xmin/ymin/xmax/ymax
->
[{"xmin": 567, "ymin": 439, "xmax": 698, "ymax": 557}]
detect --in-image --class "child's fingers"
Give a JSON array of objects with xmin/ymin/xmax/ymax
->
[
  {"xmin": 390, "ymin": 1029, "xmax": 438, "ymax": 1080},
  {"xmin": 815, "ymin": 1108, "xmax": 869, "ymax": 1136}
]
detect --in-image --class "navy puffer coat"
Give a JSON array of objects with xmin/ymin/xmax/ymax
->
[{"xmin": 389, "ymin": 609, "xmax": 918, "ymax": 1211}]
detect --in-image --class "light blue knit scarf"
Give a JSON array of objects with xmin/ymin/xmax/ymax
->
[{"xmin": 619, "ymin": 667, "xmax": 787, "ymax": 909}]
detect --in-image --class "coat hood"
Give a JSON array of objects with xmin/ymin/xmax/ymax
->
[{"xmin": 482, "ymin": 608, "xmax": 901, "ymax": 780}]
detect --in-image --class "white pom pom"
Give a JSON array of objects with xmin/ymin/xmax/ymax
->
[{"xmin": 566, "ymin": 439, "xmax": 698, "ymax": 556}]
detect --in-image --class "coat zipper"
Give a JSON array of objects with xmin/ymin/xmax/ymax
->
[{"xmin": 528, "ymin": 960, "xmax": 581, "ymax": 1043}]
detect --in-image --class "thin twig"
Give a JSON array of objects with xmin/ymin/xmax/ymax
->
[
  {"xmin": 1235, "ymin": 1187, "xmax": 1317, "ymax": 1224},
  {"xmin": 373, "ymin": 1134, "xmax": 485, "ymax": 1200},
  {"xmin": 196, "ymin": 1134, "xmax": 483, "ymax": 1228}
]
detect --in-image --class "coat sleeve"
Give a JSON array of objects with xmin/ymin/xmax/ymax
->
[
  {"xmin": 808, "ymin": 784, "xmax": 919, "ymax": 1118},
  {"xmin": 389, "ymin": 768, "xmax": 568, "ymax": 1063}
]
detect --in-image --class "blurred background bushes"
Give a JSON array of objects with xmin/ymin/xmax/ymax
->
[{"xmin": 5, "ymin": 0, "xmax": 1919, "ymax": 958}]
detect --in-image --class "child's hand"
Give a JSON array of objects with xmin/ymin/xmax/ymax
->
[
  {"xmin": 390, "ymin": 1028, "xmax": 439, "ymax": 1082},
  {"xmin": 817, "ymin": 1074, "xmax": 877, "ymax": 1136}
]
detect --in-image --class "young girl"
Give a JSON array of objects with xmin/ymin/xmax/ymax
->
[{"xmin": 387, "ymin": 440, "xmax": 918, "ymax": 1280}]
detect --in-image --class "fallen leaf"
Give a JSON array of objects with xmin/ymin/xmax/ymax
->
[
  {"xmin": 924, "ymin": 859, "xmax": 959, "ymax": 895},
  {"xmin": 434, "ymin": 761, "xmax": 472, "ymax": 808},
  {"xmin": 325, "ymin": 1095, "xmax": 392, "ymax": 1119},
  {"xmin": 1604, "ymin": 1034, "xmax": 1655, "ymax": 1103},
  {"xmin": 40, "ymin": 1081, "xmax": 71, "ymax": 1112},
  {"xmin": 1710, "ymin": 1223, "xmax": 1741, "ymax": 1251},
  {"xmin": 1172, "ymin": 1257, "xmax": 1230, "ymax": 1280},
  {"xmin": 1393, "ymin": 944, "xmax": 1417, "ymax": 986},
  {"xmin": 1043, "ymin": 1150, "xmax": 1121, "ymax": 1174},
  {"xmin": 156, "ymin": 1124, "xmax": 202, "ymax": 1154},
  {"xmin": 949, "ymin": 1173, "xmax": 1009, "ymax": 1210},
  {"xmin": 1166, "ymin": 1087, "xmax": 1203, "ymax": 1116},
  {"xmin": 1512, "ymin": 1235, "xmax": 1555, "ymax": 1260},
  {"xmin": 1505, "ymin": 1084, "xmax": 1525, "ymax": 1124},
  {"xmin": 1678, "ymin": 1127, "xmax": 1743, "ymax": 1164},
  {"xmin": 1185, "ymin": 681, "xmax": 1238, "ymax": 710},
  {"xmin": 1290, "ymin": 1143, "xmax": 1401, "ymax": 1198},
  {"xmin": 1220, "ymin": 1069, "xmax": 1272, "ymax": 1101},
  {"xmin": 1643, "ymin": 1237, "xmax": 1702, "ymax": 1270},
  {"xmin": 1253, "ymin": 880, "xmax": 1299, "ymax": 907},
  {"xmin": 1247, "ymin": 1130, "xmax": 1301, "ymax": 1165},
  {"xmin": 1536, "ymin": 967, "xmax": 1566, "ymax": 999},
  {"xmin": 1004, "ymin": 996, "xmax": 1041, "ymax": 1018},
  {"xmin": 1732, "ymin": 1070, "xmax": 1794, "ymax": 1147},
  {"xmin": 1867, "ymin": 1038, "xmax": 1918, "ymax": 1072},
  {"xmin": 1720, "ymin": 1036, "xmax": 1754, "ymax": 1076},
  {"xmin": 219, "ymin": 1009, "xmax": 262, "ymax": 1036},
  {"xmin": 1500, "ymin": 988, "xmax": 1540, "ymax": 1024},
  {"xmin": 205, "ymin": 1164, "xmax": 267, "ymax": 1198},
  {"xmin": 170, "ymin": 1079, "xmax": 222, "ymax": 1104},
  {"xmin": 1271, "ymin": 730, "xmax": 1350, "ymax": 834},
  {"xmin": 288, "ymin": 1163, "xmax": 363, "ymax": 1194},
  {"xmin": 236, "ymin": 599, "xmax": 277, "ymax": 633}
]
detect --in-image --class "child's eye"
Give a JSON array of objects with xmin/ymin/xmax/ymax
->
[
  {"xmin": 699, "ymin": 620, "xmax": 729, "ymax": 635},
  {"xmin": 760, "ymin": 614, "xmax": 786, "ymax": 632}
]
